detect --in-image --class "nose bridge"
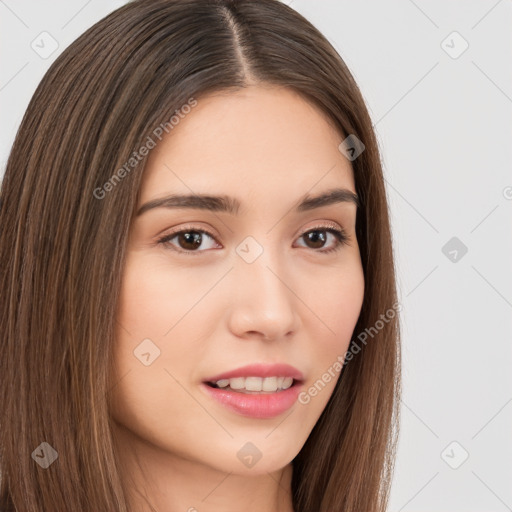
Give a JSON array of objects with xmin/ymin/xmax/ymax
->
[{"xmin": 229, "ymin": 237, "xmax": 299, "ymax": 338}]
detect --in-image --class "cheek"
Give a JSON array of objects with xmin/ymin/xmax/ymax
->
[
  {"xmin": 113, "ymin": 254, "xmax": 211, "ymax": 387},
  {"xmin": 116, "ymin": 256, "xmax": 168, "ymax": 339},
  {"xmin": 110, "ymin": 259, "xmax": 209, "ymax": 453},
  {"xmin": 289, "ymin": 259, "xmax": 364, "ymax": 420},
  {"xmin": 115, "ymin": 254, "xmax": 210, "ymax": 341},
  {"xmin": 303, "ymin": 259, "xmax": 365, "ymax": 354}
]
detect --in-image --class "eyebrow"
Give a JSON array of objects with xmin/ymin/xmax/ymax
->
[{"xmin": 136, "ymin": 187, "xmax": 360, "ymax": 217}]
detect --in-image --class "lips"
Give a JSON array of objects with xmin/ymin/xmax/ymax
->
[{"xmin": 200, "ymin": 363, "xmax": 305, "ymax": 419}]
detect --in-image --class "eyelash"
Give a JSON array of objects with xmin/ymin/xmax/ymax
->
[{"xmin": 156, "ymin": 223, "xmax": 349, "ymax": 256}]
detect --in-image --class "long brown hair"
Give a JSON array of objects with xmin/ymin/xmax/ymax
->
[{"xmin": 0, "ymin": 1, "xmax": 401, "ymax": 510}]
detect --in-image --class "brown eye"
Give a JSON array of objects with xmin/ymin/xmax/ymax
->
[
  {"xmin": 303, "ymin": 230, "xmax": 328, "ymax": 249},
  {"xmin": 157, "ymin": 228, "xmax": 220, "ymax": 254},
  {"xmin": 296, "ymin": 227, "xmax": 348, "ymax": 253},
  {"xmin": 176, "ymin": 231, "xmax": 203, "ymax": 251}
]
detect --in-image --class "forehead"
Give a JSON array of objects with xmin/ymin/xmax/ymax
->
[{"xmin": 139, "ymin": 85, "xmax": 356, "ymax": 208}]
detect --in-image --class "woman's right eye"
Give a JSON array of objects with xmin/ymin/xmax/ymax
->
[{"xmin": 156, "ymin": 228, "xmax": 221, "ymax": 255}]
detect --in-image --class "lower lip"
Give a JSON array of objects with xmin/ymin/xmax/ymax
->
[{"xmin": 200, "ymin": 382, "xmax": 303, "ymax": 419}]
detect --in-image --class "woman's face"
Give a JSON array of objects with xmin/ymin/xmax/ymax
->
[{"xmin": 111, "ymin": 85, "xmax": 364, "ymax": 477}]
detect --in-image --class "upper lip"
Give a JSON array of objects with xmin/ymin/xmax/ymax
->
[{"xmin": 203, "ymin": 363, "xmax": 304, "ymax": 383}]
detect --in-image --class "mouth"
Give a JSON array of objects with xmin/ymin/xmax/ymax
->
[
  {"xmin": 200, "ymin": 374, "xmax": 305, "ymax": 419},
  {"xmin": 204, "ymin": 376, "xmax": 302, "ymax": 394},
  {"xmin": 200, "ymin": 363, "xmax": 305, "ymax": 418}
]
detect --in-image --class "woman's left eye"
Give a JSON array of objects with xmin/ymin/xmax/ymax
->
[
  {"xmin": 156, "ymin": 224, "xmax": 349, "ymax": 255},
  {"xmin": 294, "ymin": 226, "xmax": 349, "ymax": 253}
]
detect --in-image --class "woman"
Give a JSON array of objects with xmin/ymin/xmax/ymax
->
[{"xmin": 0, "ymin": 1, "xmax": 401, "ymax": 511}]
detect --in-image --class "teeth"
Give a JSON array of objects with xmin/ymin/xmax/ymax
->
[
  {"xmin": 246, "ymin": 376, "xmax": 263, "ymax": 391},
  {"xmin": 262, "ymin": 376, "xmax": 277, "ymax": 391},
  {"xmin": 213, "ymin": 376, "xmax": 294, "ymax": 392},
  {"xmin": 229, "ymin": 377, "xmax": 245, "ymax": 390},
  {"xmin": 282, "ymin": 377, "xmax": 293, "ymax": 389}
]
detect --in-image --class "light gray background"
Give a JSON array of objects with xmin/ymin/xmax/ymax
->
[{"xmin": 1, "ymin": 1, "xmax": 511, "ymax": 511}]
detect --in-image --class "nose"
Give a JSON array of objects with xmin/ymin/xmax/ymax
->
[{"xmin": 227, "ymin": 248, "xmax": 300, "ymax": 342}]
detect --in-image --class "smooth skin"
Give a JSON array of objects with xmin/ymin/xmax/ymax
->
[{"xmin": 110, "ymin": 84, "xmax": 365, "ymax": 512}]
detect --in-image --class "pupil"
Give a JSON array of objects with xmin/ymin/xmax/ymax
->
[
  {"xmin": 179, "ymin": 232, "xmax": 202, "ymax": 250},
  {"xmin": 306, "ymin": 230, "xmax": 326, "ymax": 249}
]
